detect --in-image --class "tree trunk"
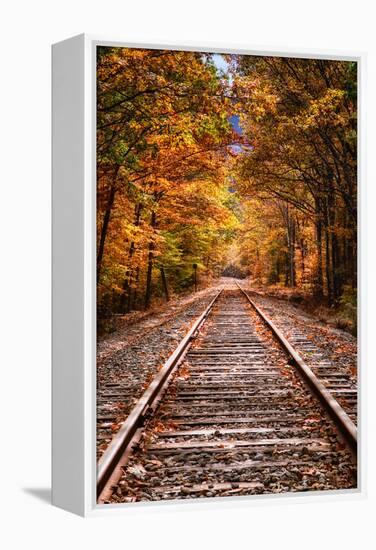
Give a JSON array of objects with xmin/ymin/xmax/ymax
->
[
  {"xmin": 314, "ymin": 199, "xmax": 324, "ymax": 298},
  {"xmin": 119, "ymin": 203, "xmax": 142, "ymax": 312},
  {"xmin": 278, "ymin": 202, "xmax": 296, "ymax": 288},
  {"xmin": 324, "ymin": 202, "xmax": 333, "ymax": 305},
  {"xmin": 285, "ymin": 208, "xmax": 296, "ymax": 287},
  {"xmin": 130, "ymin": 266, "xmax": 140, "ymax": 310},
  {"xmin": 160, "ymin": 267, "xmax": 170, "ymax": 301},
  {"xmin": 300, "ymin": 237, "xmax": 305, "ymax": 285},
  {"xmin": 284, "ymin": 249, "xmax": 289, "ymax": 286},
  {"xmin": 327, "ymin": 183, "xmax": 341, "ymax": 302},
  {"xmin": 349, "ymin": 229, "xmax": 357, "ymax": 290},
  {"xmin": 290, "ymin": 218, "xmax": 296, "ymax": 287},
  {"xmin": 144, "ymin": 210, "xmax": 157, "ymax": 309},
  {"xmin": 316, "ymin": 228, "xmax": 324, "ymax": 296},
  {"xmin": 332, "ymin": 230, "xmax": 341, "ymax": 301},
  {"xmin": 276, "ymin": 255, "xmax": 281, "ymax": 282},
  {"xmin": 97, "ymin": 176, "xmax": 117, "ymax": 283}
]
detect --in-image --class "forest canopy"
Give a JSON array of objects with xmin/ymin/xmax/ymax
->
[{"xmin": 96, "ymin": 47, "xmax": 357, "ymax": 326}]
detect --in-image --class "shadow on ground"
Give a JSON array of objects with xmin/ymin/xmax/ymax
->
[{"xmin": 23, "ymin": 488, "xmax": 51, "ymax": 504}]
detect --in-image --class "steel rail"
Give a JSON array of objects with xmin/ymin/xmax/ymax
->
[
  {"xmin": 236, "ymin": 283, "xmax": 357, "ymax": 454},
  {"xmin": 97, "ymin": 288, "xmax": 223, "ymax": 500}
]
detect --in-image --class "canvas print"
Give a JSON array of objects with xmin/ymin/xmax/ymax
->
[{"xmin": 96, "ymin": 46, "xmax": 358, "ymax": 504}]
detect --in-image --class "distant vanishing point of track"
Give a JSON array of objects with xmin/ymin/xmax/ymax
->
[{"xmin": 97, "ymin": 286, "xmax": 357, "ymax": 504}]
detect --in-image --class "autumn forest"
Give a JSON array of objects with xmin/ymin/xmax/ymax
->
[{"xmin": 97, "ymin": 48, "xmax": 357, "ymax": 331}]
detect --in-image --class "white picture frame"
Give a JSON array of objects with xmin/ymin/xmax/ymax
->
[{"xmin": 52, "ymin": 34, "xmax": 366, "ymax": 517}]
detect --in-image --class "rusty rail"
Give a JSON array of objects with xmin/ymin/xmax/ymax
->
[
  {"xmin": 236, "ymin": 283, "xmax": 357, "ymax": 454},
  {"xmin": 97, "ymin": 289, "xmax": 223, "ymax": 500}
]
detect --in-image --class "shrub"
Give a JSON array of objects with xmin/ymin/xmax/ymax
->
[{"xmin": 338, "ymin": 286, "xmax": 357, "ymax": 335}]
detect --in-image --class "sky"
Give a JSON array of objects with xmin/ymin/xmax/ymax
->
[
  {"xmin": 211, "ymin": 54, "xmax": 242, "ymax": 138},
  {"xmin": 229, "ymin": 115, "xmax": 242, "ymax": 135},
  {"xmin": 212, "ymin": 53, "xmax": 230, "ymax": 74}
]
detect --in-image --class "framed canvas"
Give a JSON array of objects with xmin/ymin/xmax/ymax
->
[{"xmin": 52, "ymin": 34, "xmax": 366, "ymax": 517}]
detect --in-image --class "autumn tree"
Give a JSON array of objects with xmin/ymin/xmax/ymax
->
[
  {"xmin": 231, "ymin": 56, "xmax": 357, "ymax": 304},
  {"xmin": 96, "ymin": 47, "xmax": 237, "ymax": 319}
]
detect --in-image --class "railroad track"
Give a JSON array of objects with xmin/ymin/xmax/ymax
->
[
  {"xmin": 97, "ymin": 286, "xmax": 357, "ymax": 504},
  {"xmin": 243, "ymin": 288, "xmax": 358, "ymax": 424}
]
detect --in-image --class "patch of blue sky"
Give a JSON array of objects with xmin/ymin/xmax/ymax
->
[
  {"xmin": 230, "ymin": 144, "xmax": 243, "ymax": 153},
  {"xmin": 212, "ymin": 54, "xmax": 229, "ymax": 72},
  {"xmin": 229, "ymin": 115, "xmax": 242, "ymax": 135},
  {"xmin": 211, "ymin": 55, "xmax": 246, "ymax": 149},
  {"xmin": 212, "ymin": 53, "xmax": 233, "ymax": 85}
]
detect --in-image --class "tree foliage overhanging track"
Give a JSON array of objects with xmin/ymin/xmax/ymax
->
[
  {"xmin": 97, "ymin": 48, "xmax": 239, "ymax": 321},
  {"xmin": 230, "ymin": 56, "xmax": 357, "ymax": 305},
  {"xmin": 96, "ymin": 48, "xmax": 357, "ymax": 328}
]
